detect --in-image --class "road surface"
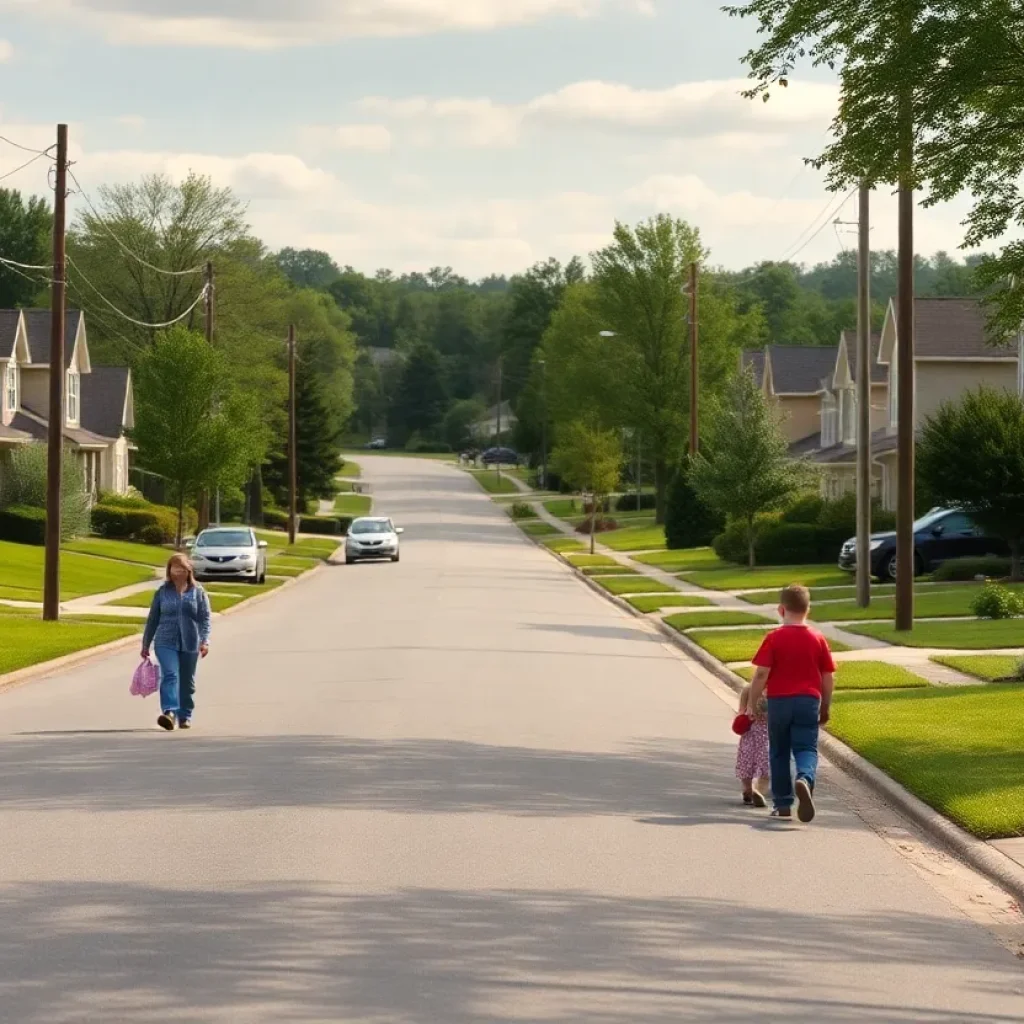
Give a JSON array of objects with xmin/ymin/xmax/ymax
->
[{"xmin": 1, "ymin": 456, "xmax": 1022, "ymax": 1023}]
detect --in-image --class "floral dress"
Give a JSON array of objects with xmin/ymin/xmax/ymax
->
[{"xmin": 735, "ymin": 694, "xmax": 770, "ymax": 780}]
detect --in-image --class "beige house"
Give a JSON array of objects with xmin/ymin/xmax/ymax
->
[{"xmin": 0, "ymin": 308, "xmax": 134, "ymax": 496}]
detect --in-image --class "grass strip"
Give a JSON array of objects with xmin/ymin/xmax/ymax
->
[
  {"xmin": 687, "ymin": 627, "xmax": 852, "ymax": 664},
  {"xmin": 846, "ymin": 619, "xmax": 1024, "ymax": 650},
  {"xmin": 600, "ymin": 525, "xmax": 667, "ymax": 552},
  {"xmin": 683, "ymin": 564, "xmax": 852, "ymax": 592},
  {"xmin": 334, "ymin": 493, "xmax": 373, "ymax": 516},
  {"xmin": 734, "ymin": 661, "xmax": 930, "ymax": 690},
  {"xmin": 0, "ymin": 618, "xmax": 140, "ymax": 675},
  {"xmin": 593, "ymin": 576, "xmax": 675, "ymax": 596},
  {"xmin": 632, "ymin": 547, "xmax": 726, "ymax": 572},
  {"xmin": 666, "ymin": 610, "xmax": 775, "ymax": 631},
  {"xmin": 626, "ymin": 594, "xmax": 714, "ymax": 612},
  {"xmin": 63, "ymin": 538, "xmax": 170, "ymax": 567},
  {"xmin": 930, "ymin": 654, "xmax": 1022, "ymax": 682}
]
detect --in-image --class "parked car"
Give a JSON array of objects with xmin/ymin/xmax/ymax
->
[
  {"xmin": 345, "ymin": 516, "xmax": 404, "ymax": 564},
  {"xmin": 186, "ymin": 526, "xmax": 268, "ymax": 584},
  {"xmin": 365, "ymin": 437, "xmax": 387, "ymax": 450},
  {"xmin": 481, "ymin": 446, "xmax": 519, "ymax": 466},
  {"xmin": 838, "ymin": 507, "xmax": 1008, "ymax": 581}
]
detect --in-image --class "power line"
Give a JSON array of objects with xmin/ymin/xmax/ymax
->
[
  {"xmin": 0, "ymin": 253, "xmax": 52, "ymax": 272},
  {"xmin": 0, "ymin": 133, "xmax": 55, "ymax": 158},
  {"xmin": 0, "ymin": 150, "xmax": 49, "ymax": 183},
  {"xmin": 785, "ymin": 188, "xmax": 857, "ymax": 264},
  {"xmin": 66, "ymin": 166, "xmax": 207, "ymax": 278}
]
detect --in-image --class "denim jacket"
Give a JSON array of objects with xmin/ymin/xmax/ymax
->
[{"xmin": 142, "ymin": 582, "xmax": 212, "ymax": 653}]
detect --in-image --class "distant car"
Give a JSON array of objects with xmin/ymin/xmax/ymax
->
[
  {"xmin": 187, "ymin": 526, "xmax": 268, "ymax": 584},
  {"xmin": 365, "ymin": 438, "xmax": 387, "ymax": 450},
  {"xmin": 345, "ymin": 516, "xmax": 404, "ymax": 564},
  {"xmin": 838, "ymin": 507, "xmax": 1008, "ymax": 581},
  {"xmin": 481, "ymin": 446, "xmax": 519, "ymax": 466}
]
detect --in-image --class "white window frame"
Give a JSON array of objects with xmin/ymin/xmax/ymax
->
[
  {"xmin": 4, "ymin": 362, "xmax": 16, "ymax": 413},
  {"xmin": 66, "ymin": 370, "xmax": 79, "ymax": 424}
]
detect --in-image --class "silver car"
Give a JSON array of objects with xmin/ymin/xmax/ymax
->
[
  {"xmin": 345, "ymin": 517, "xmax": 403, "ymax": 564},
  {"xmin": 187, "ymin": 527, "xmax": 268, "ymax": 583}
]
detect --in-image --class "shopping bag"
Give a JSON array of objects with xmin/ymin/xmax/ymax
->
[{"xmin": 130, "ymin": 657, "xmax": 160, "ymax": 698}]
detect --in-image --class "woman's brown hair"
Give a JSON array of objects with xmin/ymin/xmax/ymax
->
[{"xmin": 165, "ymin": 553, "xmax": 196, "ymax": 588}]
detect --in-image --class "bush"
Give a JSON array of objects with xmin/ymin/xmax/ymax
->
[
  {"xmin": 508, "ymin": 502, "xmax": 535, "ymax": 520},
  {"xmin": 404, "ymin": 434, "xmax": 452, "ymax": 454},
  {"xmin": 615, "ymin": 492, "xmax": 658, "ymax": 512},
  {"xmin": 0, "ymin": 504, "xmax": 47, "ymax": 544},
  {"xmin": 298, "ymin": 515, "xmax": 352, "ymax": 536},
  {"xmin": 0, "ymin": 441, "xmax": 90, "ymax": 540},
  {"xmin": 139, "ymin": 523, "xmax": 167, "ymax": 546},
  {"xmin": 575, "ymin": 517, "xmax": 620, "ymax": 535},
  {"xmin": 712, "ymin": 514, "xmax": 780, "ymax": 564},
  {"xmin": 933, "ymin": 555, "xmax": 1012, "ymax": 582},
  {"xmin": 91, "ymin": 501, "xmax": 185, "ymax": 545},
  {"xmin": 972, "ymin": 583, "xmax": 1023, "ymax": 620},
  {"xmin": 263, "ymin": 509, "xmax": 289, "ymax": 531},
  {"xmin": 95, "ymin": 490, "xmax": 149, "ymax": 510},
  {"xmin": 757, "ymin": 523, "xmax": 834, "ymax": 565},
  {"xmin": 665, "ymin": 463, "xmax": 724, "ymax": 550},
  {"xmin": 780, "ymin": 494, "xmax": 825, "ymax": 525}
]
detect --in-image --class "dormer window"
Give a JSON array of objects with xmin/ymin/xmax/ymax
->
[
  {"xmin": 66, "ymin": 370, "xmax": 79, "ymax": 424},
  {"xmin": 842, "ymin": 387, "xmax": 856, "ymax": 445},
  {"xmin": 4, "ymin": 362, "xmax": 16, "ymax": 413}
]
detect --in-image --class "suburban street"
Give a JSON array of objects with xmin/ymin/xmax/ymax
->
[{"xmin": 1, "ymin": 455, "xmax": 1023, "ymax": 1023}]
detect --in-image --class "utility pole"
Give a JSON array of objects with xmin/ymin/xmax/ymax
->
[
  {"xmin": 539, "ymin": 358, "xmax": 547, "ymax": 491},
  {"xmin": 636, "ymin": 432, "xmax": 642, "ymax": 511},
  {"xmin": 689, "ymin": 261, "xmax": 699, "ymax": 456},
  {"xmin": 496, "ymin": 356, "xmax": 503, "ymax": 486},
  {"xmin": 895, "ymin": 81, "xmax": 916, "ymax": 631},
  {"xmin": 856, "ymin": 184, "xmax": 872, "ymax": 609},
  {"xmin": 204, "ymin": 261, "xmax": 217, "ymax": 529},
  {"xmin": 288, "ymin": 325, "xmax": 298, "ymax": 547},
  {"xmin": 43, "ymin": 123, "xmax": 68, "ymax": 622}
]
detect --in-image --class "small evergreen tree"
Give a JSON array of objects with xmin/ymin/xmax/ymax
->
[
  {"xmin": 664, "ymin": 458, "xmax": 724, "ymax": 550},
  {"xmin": 690, "ymin": 369, "xmax": 808, "ymax": 567}
]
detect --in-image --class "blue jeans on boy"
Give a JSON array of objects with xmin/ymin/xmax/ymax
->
[
  {"xmin": 155, "ymin": 647, "xmax": 199, "ymax": 723},
  {"xmin": 767, "ymin": 695, "xmax": 820, "ymax": 809}
]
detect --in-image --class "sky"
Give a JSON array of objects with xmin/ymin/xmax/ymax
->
[{"xmin": 0, "ymin": 0, "xmax": 980, "ymax": 280}]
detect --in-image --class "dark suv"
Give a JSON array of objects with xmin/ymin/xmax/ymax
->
[
  {"xmin": 481, "ymin": 447, "xmax": 519, "ymax": 466},
  {"xmin": 838, "ymin": 507, "xmax": 1008, "ymax": 581}
]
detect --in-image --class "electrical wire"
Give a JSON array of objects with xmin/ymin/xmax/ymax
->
[
  {"xmin": 0, "ymin": 253, "xmax": 51, "ymax": 272},
  {"xmin": 0, "ymin": 150, "xmax": 49, "ymax": 183},
  {"xmin": 66, "ymin": 166, "xmax": 207, "ymax": 278},
  {"xmin": 67, "ymin": 255, "xmax": 209, "ymax": 329},
  {"xmin": 0, "ymin": 133, "xmax": 55, "ymax": 157}
]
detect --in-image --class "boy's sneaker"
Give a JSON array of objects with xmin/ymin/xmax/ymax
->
[
  {"xmin": 751, "ymin": 790, "xmax": 767, "ymax": 809},
  {"xmin": 770, "ymin": 807, "xmax": 792, "ymax": 819},
  {"xmin": 178, "ymin": 719, "xmax": 191, "ymax": 730},
  {"xmin": 795, "ymin": 778, "xmax": 816, "ymax": 823},
  {"xmin": 157, "ymin": 712, "xmax": 176, "ymax": 732}
]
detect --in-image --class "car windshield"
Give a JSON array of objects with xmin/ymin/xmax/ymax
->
[
  {"xmin": 197, "ymin": 530, "xmax": 252, "ymax": 548},
  {"xmin": 351, "ymin": 520, "xmax": 391, "ymax": 535},
  {"xmin": 913, "ymin": 508, "xmax": 953, "ymax": 532}
]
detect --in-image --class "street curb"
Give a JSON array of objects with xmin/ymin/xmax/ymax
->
[
  {"xmin": 0, "ymin": 545, "xmax": 342, "ymax": 696},
  {"xmin": 524, "ymin": 527, "xmax": 1024, "ymax": 907}
]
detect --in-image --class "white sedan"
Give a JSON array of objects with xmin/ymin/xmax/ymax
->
[
  {"xmin": 345, "ymin": 517, "xmax": 403, "ymax": 564},
  {"xmin": 187, "ymin": 527, "xmax": 268, "ymax": 583}
]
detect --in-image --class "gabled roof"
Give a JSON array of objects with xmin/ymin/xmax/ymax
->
[
  {"xmin": 880, "ymin": 297, "xmax": 1016, "ymax": 364},
  {"xmin": 20, "ymin": 309, "xmax": 86, "ymax": 368},
  {"xmin": 837, "ymin": 331, "xmax": 887, "ymax": 385},
  {"xmin": 0, "ymin": 310, "xmax": 22, "ymax": 360},
  {"xmin": 766, "ymin": 344, "xmax": 840, "ymax": 395},
  {"xmin": 80, "ymin": 367, "xmax": 132, "ymax": 440},
  {"xmin": 12, "ymin": 404, "xmax": 110, "ymax": 450},
  {"xmin": 0, "ymin": 421, "xmax": 32, "ymax": 444}
]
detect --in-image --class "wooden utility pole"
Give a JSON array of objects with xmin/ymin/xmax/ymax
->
[
  {"xmin": 496, "ymin": 356, "xmax": 503, "ymax": 485},
  {"xmin": 200, "ymin": 261, "xmax": 215, "ymax": 530},
  {"xmin": 288, "ymin": 325, "xmax": 298, "ymax": 547},
  {"xmin": 856, "ymin": 185, "xmax": 872, "ymax": 609},
  {"xmin": 689, "ymin": 261, "xmax": 699, "ymax": 456},
  {"xmin": 539, "ymin": 358, "xmax": 547, "ymax": 490},
  {"xmin": 42, "ymin": 124, "xmax": 68, "ymax": 623}
]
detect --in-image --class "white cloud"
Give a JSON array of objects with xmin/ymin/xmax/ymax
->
[
  {"xmin": 357, "ymin": 96, "xmax": 522, "ymax": 148},
  {"xmin": 0, "ymin": 39, "xmax": 13, "ymax": 61},
  {"xmin": 115, "ymin": 115, "xmax": 146, "ymax": 130},
  {"xmin": 302, "ymin": 123, "xmax": 393, "ymax": 153},
  {"xmin": 0, "ymin": 0, "xmax": 648, "ymax": 48}
]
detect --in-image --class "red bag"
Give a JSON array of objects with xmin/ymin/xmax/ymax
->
[{"xmin": 731, "ymin": 713, "xmax": 753, "ymax": 736}]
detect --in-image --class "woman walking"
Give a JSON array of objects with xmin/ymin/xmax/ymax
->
[{"xmin": 142, "ymin": 553, "xmax": 212, "ymax": 731}]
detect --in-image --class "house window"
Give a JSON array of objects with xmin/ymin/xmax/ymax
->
[
  {"xmin": 66, "ymin": 371, "xmax": 79, "ymax": 424},
  {"xmin": 4, "ymin": 362, "xmax": 16, "ymax": 413},
  {"xmin": 842, "ymin": 388, "xmax": 856, "ymax": 444},
  {"xmin": 821, "ymin": 393, "xmax": 837, "ymax": 447}
]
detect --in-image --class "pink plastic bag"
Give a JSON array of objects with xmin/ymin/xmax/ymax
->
[{"xmin": 130, "ymin": 657, "xmax": 160, "ymax": 698}]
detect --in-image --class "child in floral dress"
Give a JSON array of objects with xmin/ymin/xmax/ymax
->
[{"xmin": 735, "ymin": 683, "xmax": 770, "ymax": 807}]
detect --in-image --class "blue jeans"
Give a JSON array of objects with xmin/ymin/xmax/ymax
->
[
  {"xmin": 767, "ymin": 695, "xmax": 821, "ymax": 809},
  {"xmin": 155, "ymin": 647, "xmax": 199, "ymax": 722}
]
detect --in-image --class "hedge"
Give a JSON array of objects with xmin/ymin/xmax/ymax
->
[
  {"xmin": 933, "ymin": 555, "xmax": 1013, "ymax": 582},
  {"xmin": 0, "ymin": 504, "xmax": 47, "ymax": 545},
  {"xmin": 263, "ymin": 510, "xmax": 352, "ymax": 536},
  {"xmin": 615, "ymin": 492, "xmax": 658, "ymax": 512},
  {"xmin": 91, "ymin": 501, "xmax": 192, "ymax": 545}
]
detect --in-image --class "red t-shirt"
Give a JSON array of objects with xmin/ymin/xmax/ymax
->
[{"xmin": 752, "ymin": 624, "xmax": 836, "ymax": 699}]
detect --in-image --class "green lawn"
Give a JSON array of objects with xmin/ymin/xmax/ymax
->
[
  {"xmin": 0, "ymin": 540, "xmax": 155, "ymax": 602},
  {"xmin": 632, "ymin": 547, "xmax": 727, "ymax": 573},
  {"xmin": 337, "ymin": 460, "xmax": 362, "ymax": 478},
  {"xmin": 64, "ymin": 538, "xmax": 170, "ymax": 567},
  {"xmin": 600, "ymin": 525, "xmax": 667, "ymax": 552},
  {"xmin": 626, "ymin": 594, "xmax": 714, "ymax": 612},
  {"xmin": 518, "ymin": 521, "xmax": 558, "ymax": 538},
  {"xmin": 268, "ymin": 554, "xmax": 320, "ymax": 570},
  {"xmin": 470, "ymin": 470, "xmax": 520, "ymax": 495},
  {"xmin": 734, "ymin": 661, "xmax": 930, "ymax": 690},
  {"xmin": 847, "ymin": 619, "xmax": 1024, "ymax": 650},
  {"xmin": 0, "ymin": 618, "xmax": 140, "ymax": 675},
  {"xmin": 684, "ymin": 564, "xmax": 852, "ymax": 592},
  {"xmin": 253, "ymin": 533, "xmax": 340, "ymax": 559},
  {"xmin": 808, "ymin": 588, "xmax": 1001, "ymax": 624},
  {"xmin": 0, "ymin": 604, "xmax": 147, "ymax": 628},
  {"xmin": 593, "ymin": 576, "xmax": 675, "ymax": 596},
  {"xmin": 687, "ymin": 627, "xmax": 852, "ymax": 664},
  {"xmin": 931, "ymin": 655, "xmax": 1022, "ymax": 682},
  {"xmin": 109, "ymin": 578, "xmax": 285, "ymax": 613},
  {"xmin": 829, "ymin": 685, "xmax": 1024, "ymax": 838},
  {"xmin": 581, "ymin": 566, "xmax": 638, "ymax": 576},
  {"xmin": 334, "ymin": 493, "xmax": 373, "ymax": 516},
  {"xmin": 666, "ymin": 610, "xmax": 775, "ymax": 631},
  {"xmin": 566, "ymin": 554, "xmax": 619, "ymax": 568},
  {"xmin": 739, "ymin": 583, "xmax": 901, "ymax": 605},
  {"xmin": 544, "ymin": 536, "xmax": 586, "ymax": 553},
  {"xmin": 543, "ymin": 499, "xmax": 581, "ymax": 520}
]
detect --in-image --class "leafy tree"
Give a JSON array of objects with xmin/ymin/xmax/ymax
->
[
  {"xmin": 275, "ymin": 248, "xmax": 341, "ymax": 290},
  {"xmin": 390, "ymin": 342, "xmax": 448, "ymax": 444},
  {"xmin": 130, "ymin": 328, "xmax": 267, "ymax": 545},
  {"xmin": 664, "ymin": 459, "xmax": 724, "ymax": 551},
  {"xmin": 690, "ymin": 369, "xmax": 808, "ymax": 567},
  {"xmin": 918, "ymin": 387, "xmax": 1024, "ymax": 580},
  {"xmin": 0, "ymin": 189, "xmax": 51, "ymax": 308},
  {"xmin": 551, "ymin": 421, "xmax": 623, "ymax": 554},
  {"xmin": 443, "ymin": 398, "xmax": 486, "ymax": 452},
  {"xmin": 264, "ymin": 356, "xmax": 340, "ymax": 509}
]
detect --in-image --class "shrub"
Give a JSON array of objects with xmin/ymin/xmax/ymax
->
[
  {"xmin": 933, "ymin": 555, "xmax": 1012, "ymax": 582},
  {"xmin": 575, "ymin": 517, "xmax": 620, "ymax": 535},
  {"xmin": 508, "ymin": 502, "xmax": 536, "ymax": 520},
  {"xmin": 262, "ymin": 509, "xmax": 289, "ymax": 531},
  {"xmin": 0, "ymin": 504, "xmax": 47, "ymax": 544},
  {"xmin": 971, "ymin": 583, "xmax": 1023, "ymax": 620},
  {"xmin": 404, "ymin": 434, "xmax": 452, "ymax": 454},
  {"xmin": 713, "ymin": 514, "xmax": 781, "ymax": 564},
  {"xmin": 297, "ymin": 515, "xmax": 352, "ymax": 536},
  {"xmin": 816, "ymin": 492, "xmax": 896, "ymax": 534},
  {"xmin": 665, "ymin": 463, "xmax": 724, "ymax": 550},
  {"xmin": 0, "ymin": 441, "xmax": 90, "ymax": 540},
  {"xmin": 95, "ymin": 490, "xmax": 149, "ymax": 510},
  {"xmin": 615, "ymin": 492, "xmax": 658, "ymax": 512},
  {"xmin": 91, "ymin": 502, "xmax": 184, "ymax": 545},
  {"xmin": 780, "ymin": 493, "xmax": 824, "ymax": 525},
  {"xmin": 139, "ymin": 523, "xmax": 167, "ymax": 546},
  {"xmin": 757, "ymin": 522, "xmax": 832, "ymax": 565}
]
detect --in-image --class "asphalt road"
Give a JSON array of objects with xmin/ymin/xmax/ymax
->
[{"xmin": 1, "ymin": 456, "xmax": 1022, "ymax": 1023}]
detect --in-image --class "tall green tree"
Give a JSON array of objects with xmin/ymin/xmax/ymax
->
[
  {"xmin": 275, "ymin": 248, "xmax": 341, "ymax": 290},
  {"xmin": 690, "ymin": 369, "xmax": 808, "ymax": 567},
  {"xmin": 0, "ymin": 189, "xmax": 51, "ymax": 308},
  {"xmin": 390, "ymin": 342, "xmax": 448, "ymax": 444},
  {"xmin": 918, "ymin": 388, "xmax": 1024, "ymax": 580},
  {"xmin": 130, "ymin": 328, "xmax": 267, "ymax": 545},
  {"xmin": 551, "ymin": 421, "xmax": 623, "ymax": 554}
]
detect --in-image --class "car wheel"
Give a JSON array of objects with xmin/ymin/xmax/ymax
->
[
  {"xmin": 885, "ymin": 551, "xmax": 923, "ymax": 581},
  {"xmin": 345, "ymin": 555, "xmax": 354, "ymax": 565},
  {"xmin": 392, "ymin": 553, "xmax": 400, "ymax": 563}
]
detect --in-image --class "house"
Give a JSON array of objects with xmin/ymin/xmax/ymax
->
[
  {"xmin": 0, "ymin": 308, "xmax": 134, "ymax": 496},
  {"xmin": 472, "ymin": 400, "xmax": 518, "ymax": 443}
]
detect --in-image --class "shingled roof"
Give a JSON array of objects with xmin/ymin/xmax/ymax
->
[
  {"xmin": 20, "ymin": 309, "xmax": 84, "ymax": 367},
  {"xmin": 11, "ymin": 405, "xmax": 110, "ymax": 449},
  {"xmin": 840, "ymin": 331, "xmax": 887, "ymax": 384},
  {"xmin": 913, "ymin": 298, "xmax": 1014, "ymax": 359},
  {"xmin": 767, "ymin": 344, "xmax": 839, "ymax": 395},
  {"xmin": 0, "ymin": 310, "xmax": 21, "ymax": 358},
  {"xmin": 80, "ymin": 367, "xmax": 130, "ymax": 440}
]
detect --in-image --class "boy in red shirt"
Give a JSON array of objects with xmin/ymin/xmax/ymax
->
[{"xmin": 747, "ymin": 584, "xmax": 836, "ymax": 822}]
